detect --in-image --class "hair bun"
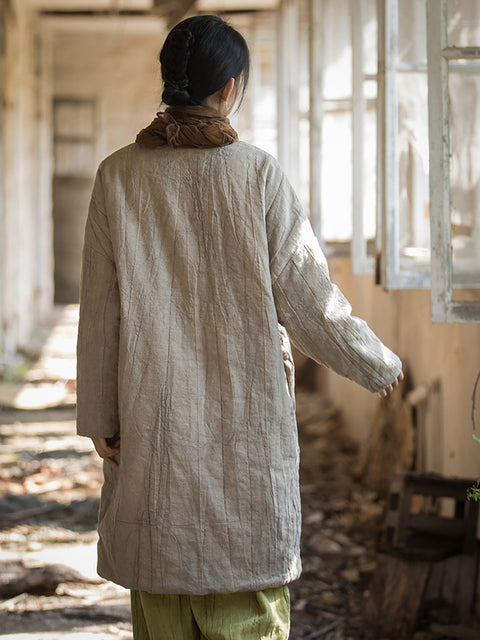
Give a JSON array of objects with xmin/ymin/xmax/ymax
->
[
  {"xmin": 162, "ymin": 80, "xmax": 191, "ymax": 106},
  {"xmin": 160, "ymin": 28, "xmax": 194, "ymax": 106}
]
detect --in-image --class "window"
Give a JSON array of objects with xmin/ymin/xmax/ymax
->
[
  {"xmin": 53, "ymin": 98, "xmax": 96, "ymax": 176},
  {"xmin": 377, "ymin": 0, "xmax": 431, "ymax": 289},
  {"xmin": 309, "ymin": 0, "xmax": 378, "ymax": 272},
  {"xmin": 352, "ymin": 0, "xmax": 378, "ymax": 274},
  {"xmin": 426, "ymin": 0, "xmax": 480, "ymax": 322}
]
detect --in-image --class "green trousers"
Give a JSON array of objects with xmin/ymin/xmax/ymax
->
[{"xmin": 130, "ymin": 586, "xmax": 290, "ymax": 640}]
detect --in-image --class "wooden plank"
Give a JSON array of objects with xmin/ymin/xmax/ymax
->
[
  {"xmin": 408, "ymin": 513, "xmax": 468, "ymax": 537},
  {"xmin": 424, "ymin": 554, "xmax": 478, "ymax": 623},
  {"xmin": 365, "ymin": 553, "xmax": 431, "ymax": 637}
]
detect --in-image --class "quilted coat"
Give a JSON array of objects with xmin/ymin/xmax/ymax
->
[{"xmin": 76, "ymin": 140, "xmax": 402, "ymax": 595}]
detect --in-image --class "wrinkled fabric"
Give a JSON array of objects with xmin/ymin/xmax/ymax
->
[
  {"xmin": 130, "ymin": 586, "xmax": 290, "ymax": 640},
  {"xmin": 76, "ymin": 141, "xmax": 402, "ymax": 596},
  {"xmin": 135, "ymin": 105, "xmax": 238, "ymax": 149}
]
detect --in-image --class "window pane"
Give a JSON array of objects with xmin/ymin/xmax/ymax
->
[
  {"xmin": 447, "ymin": 0, "xmax": 480, "ymax": 47},
  {"xmin": 448, "ymin": 64, "xmax": 480, "ymax": 283},
  {"xmin": 397, "ymin": 70, "xmax": 430, "ymax": 266},
  {"xmin": 322, "ymin": 110, "xmax": 352, "ymax": 241},
  {"xmin": 321, "ymin": 0, "xmax": 352, "ymax": 242},
  {"xmin": 363, "ymin": 97, "xmax": 377, "ymax": 239},
  {"xmin": 380, "ymin": 0, "xmax": 431, "ymax": 287},
  {"xmin": 399, "ymin": 0, "xmax": 428, "ymax": 65}
]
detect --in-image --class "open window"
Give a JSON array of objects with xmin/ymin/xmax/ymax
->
[
  {"xmin": 308, "ymin": 0, "xmax": 379, "ymax": 272},
  {"xmin": 377, "ymin": 0, "xmax": 431, "ymax": 289},
  {"xmin": 351, "ymin": 0, "xmax": 378, "ymax": 274},
  {"xmin": 426, "ymin": 0, "xmax": 480, "ymax": 322}
]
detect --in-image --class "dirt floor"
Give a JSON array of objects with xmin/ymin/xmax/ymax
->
[{"xmin": 0, "ymin": 385, "xmax": 479, "ymax": 639}]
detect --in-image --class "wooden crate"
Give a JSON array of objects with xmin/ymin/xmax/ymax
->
[{"xmin": 382, "ymin": 471, "xmax": 479, "ymax": 556}]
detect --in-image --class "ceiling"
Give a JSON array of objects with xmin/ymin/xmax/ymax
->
[{"xmin": 29, "ymin": 0, "xmax": 278, "ymax": 13}]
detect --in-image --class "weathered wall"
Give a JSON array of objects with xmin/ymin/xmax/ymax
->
[
  {"xmin": 323, "ymin": 255, "xmax": 480, "ymax": 480},
  {"xmin": 0, "ymin": 1, "xmax": 53, "ymax": 355}
]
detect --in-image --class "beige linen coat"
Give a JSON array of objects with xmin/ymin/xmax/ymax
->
[{"xmin": 77, "ymin": 140, "xmax": 401, "ymax": 596}]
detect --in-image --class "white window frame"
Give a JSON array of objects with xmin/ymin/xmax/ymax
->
[
  {"xmin": 351, "ymin": 0, "xmax": 377, "ymax": 275},
  {"xmin": 309, "ymin": 0, "xmax": 323, "ymax": 241},
  {"xmin": 426, "ymin": 0, "xmax": 480, "ymax": 323},
  {"xmin": 377, "ymin": 0, "xmax": 431, "ymax": 289}
]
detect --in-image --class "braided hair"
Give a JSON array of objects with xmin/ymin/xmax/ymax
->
[{"xmin": 159, "ymin": 15, "xmax": 250, "ymax": 109}]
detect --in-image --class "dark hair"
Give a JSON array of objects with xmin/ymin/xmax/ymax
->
[{"xmin": 159, "ymin": 15, "xmax": 250, "ymax": 110}]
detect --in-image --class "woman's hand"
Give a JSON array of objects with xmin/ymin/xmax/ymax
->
[
  {"xmin": 378, "ymin": 371, "xmax": 404, "ymax": 399},
  {"xmin": 91, "ymin": 437, "xmax": 120, "ymax": 467}
]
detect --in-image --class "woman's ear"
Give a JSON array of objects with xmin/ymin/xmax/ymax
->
[{"xmin": 221, "ymin": 77, "xmax": 235, "ymax": 103}]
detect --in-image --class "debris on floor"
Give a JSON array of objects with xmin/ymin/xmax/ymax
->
[{"xmin": 0, "ymin": 385, "xmax": 479, "ymax": 638}]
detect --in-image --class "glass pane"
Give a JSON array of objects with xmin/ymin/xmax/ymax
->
[
  {"xmin": 362, "ymin": 1, "xmax": 377, "ymax": 243},
  {"xmin": 321, "ymin": 0, "xmax": 352, "ymax": 241},
  {"xmin": 363, "ymin": 96, "xmax": 377, "ymax": 240},
  {"xmin": 363, "ymin": 0, "xmax": 378, "ymax": 76},
  {"xmin": 447, "ymin": 0, "xmax": 480, "ymax": 47},
  {"xmin": 322, "ymin": 110, "xmax": 352, "ymax": 241},
  {"xmin": 447, "ymin": 0, "xmax": 480, "ymax": 286},
  {"xmin": 397, "ymin": 72, "xmax": 430, "ymax": 267},
  {"xmin": 398, "ymin": 0, "xmax": 428, "ymax": 66},
  {"xmin": 323, "ymin": 0, "xmax": 352, "ymax": 100},
  {"xmin": 448, "ymin": 69, "xmax": 480, "ymax": 281}
]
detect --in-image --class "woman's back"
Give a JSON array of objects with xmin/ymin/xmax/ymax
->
[{"xmin": 78, "ymin": 139, "xmax": 302, "ymax": 594}]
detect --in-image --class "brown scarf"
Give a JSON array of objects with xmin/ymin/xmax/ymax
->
[{"xmin": 135, "ymin": 105, "xmax": 238, "ymax": 149}]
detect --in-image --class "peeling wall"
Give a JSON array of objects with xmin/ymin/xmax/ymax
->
[{"xmin": 323, "ymin": 255, "xmax": 480, "ymax": 480}]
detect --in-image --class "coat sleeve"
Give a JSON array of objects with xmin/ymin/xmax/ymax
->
[
  {"xmin": 264, "ymin": 161, "xmax": 402, "ymax": 394},
  {"xmin": 76, "ymin": 167, "xmax": 120, "ymax": 438}
]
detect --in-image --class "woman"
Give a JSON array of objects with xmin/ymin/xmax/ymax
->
[{"xmin": 77, "ymin": 14, "xmax": 402, "ymax": 640}]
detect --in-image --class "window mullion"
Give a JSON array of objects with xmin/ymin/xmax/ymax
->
[{"xmin": 352, "ymin": 0, "xmax": 374, "ymax": 275}]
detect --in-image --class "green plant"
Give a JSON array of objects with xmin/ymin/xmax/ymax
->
[
  {"xmin": 467, "ymin": 433, "xmax": 480, "ymax": 501},
  {"xmin": 467, "ymin": 480, "xmax": 480, "ymax": 502}
]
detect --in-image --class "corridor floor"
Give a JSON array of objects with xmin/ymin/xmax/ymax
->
[{"xmin": 0, "ymin": 306, "xmax": 473, "ymax": 639}]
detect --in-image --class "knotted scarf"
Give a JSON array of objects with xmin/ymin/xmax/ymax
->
[{"xmin": 135, "ymin": 105, "xmax": 238, "ymax": 149}]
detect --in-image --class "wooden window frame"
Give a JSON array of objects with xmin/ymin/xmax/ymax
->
[
  {"xmin": 426, "ymin": 0, "xmax": 480, "ymax": 322},
  {"xmin": 351, "ymin": 0, "xmax": 376, "ymax": 275},
  {"xmin": 377, "ymin": 0, "xmax": 431, "ymax": 289}
]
